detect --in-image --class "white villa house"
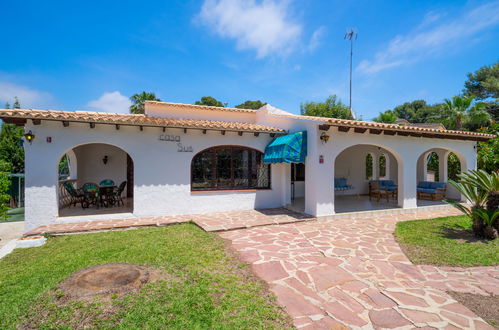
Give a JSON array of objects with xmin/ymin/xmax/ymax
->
[{"xmin": 0, "ymin": 102, "xmax": 494, "ymax": 232}]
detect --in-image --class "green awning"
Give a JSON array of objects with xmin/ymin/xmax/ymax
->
[{"xmin": 263, "ymin": 131, "xmax": 307, "ymax": 164}]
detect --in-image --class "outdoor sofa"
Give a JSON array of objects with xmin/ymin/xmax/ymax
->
[{"xmin": 416, "ymin": 181, "xmax": 447, "ymax": 200}]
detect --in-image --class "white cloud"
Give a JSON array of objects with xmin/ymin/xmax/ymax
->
[
  {"xmin": 308, "ymin": 26, "xmax": 326, "ymax": 52},
  {"xmin": 197, "ymin": 0, "xmax": 302, "ymax": 58},
  {"xmin": 87, "ymin": 91, "xmax": 131, "ymax": 114},
  {"xmin": 0, "ymin": 81, "xmax": 53, "ymax": 108},
  {"xmin": 357, "ymin": 1, "xmax": 499, "ymax": 74}
]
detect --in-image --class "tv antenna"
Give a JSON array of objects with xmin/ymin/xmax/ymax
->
[{"xmin": 344, "ymin": 29, "xmax": 357, "ymax": 119}]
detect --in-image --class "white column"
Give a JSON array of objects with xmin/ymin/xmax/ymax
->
[
  {"xmin": 437, "ymin": 150, "xmax": 449, "ymax": 182},
  {"xmin": 305, "ymin": 128, "xmax": 334, "ymax": 216},
  {"xmin": 398, "ymin": 154, "xmax": 418, "ymax": 209}
]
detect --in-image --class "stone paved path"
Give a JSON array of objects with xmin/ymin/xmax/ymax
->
[
  {"xmin": 25, "ymin": 208, "xmax": 313, "ymax": 235},
  {"xmin": 220, "ymin": 210, "xmax": 498, "ymax": 329},
  {"xmin": 24, "ymin": 207, "xmax": 498, "ymax": 329}
]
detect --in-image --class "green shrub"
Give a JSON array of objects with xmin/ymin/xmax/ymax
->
[{"xmin": 0, "ymin": 161, "xmax": 11, "ymax": 220}]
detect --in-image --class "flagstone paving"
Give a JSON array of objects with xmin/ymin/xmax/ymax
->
[
  {"xmin": 220, "ymin": 211, "xmax": 498, "ymax": 329},
  {"xmin": 24, "ymin": 207, "xmax": 497, "ymax": 328},
  {"xmin": 24, "ymin": 208, "xmax": 313, "ymax": 235}
]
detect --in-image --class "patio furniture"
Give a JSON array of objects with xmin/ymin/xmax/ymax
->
[
  {"xmin": 99, "ymin": 185, "xmax": 117, "ymax": 207},
  {"xmin": 81, "ymin": 182, "xmax": 100, "ymax": 208},
  {"xmin": 63, "ymin": 182, "xmax": 84, "ymax": 207},
  {"xmin": 370, "ymin": 180, "xmax": 398, "ymax": 200},
  {"xmin": 369, "ymin": 181, "xmax": 390, "ymax": 202},
  {"xmin": 99, "ymin": 179, "xmax": 115, "ymax": 187},
  {"xmin": 417, "ymin": 181, "xmax": 447, "ymax": 200},
  {"xmin": 334, "ymin": 178, "xmax": 353, "ymax": 192},
  {"xmin": 114, "ymin": 181, "xmax": 127, "ymax": 206}
]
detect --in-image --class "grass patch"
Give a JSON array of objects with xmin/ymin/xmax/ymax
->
[
  {"xmin": 0, "ymin": 224, "xmax": 292, "ymax": 329},
  {"xmin": 395, "ymin": 215, "xmax": 499, "ymax": 267}
]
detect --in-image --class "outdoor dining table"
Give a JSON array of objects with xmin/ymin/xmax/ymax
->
[{"xmin": 98, "ymin": 185, "xmax": 117, "ymax": 207}]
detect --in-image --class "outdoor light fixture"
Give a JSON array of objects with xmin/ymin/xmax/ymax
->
[
  {"xmin": 24, "ymin": 131, "xmax": 35, "ymax": 144},
  {"xmin": 102, "ymin": 155, "xmax": 109, "ymax": 165},
  {"xmin": 320, "ymin": 132, "xmax": 330, "ymax": 143}
]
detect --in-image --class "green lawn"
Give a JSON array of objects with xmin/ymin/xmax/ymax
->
[
  {"xmin": 0, "ymin": 224, "xmax": 292, "ymax": 329},
  {"xmin": 395, "ymin": 215, "xmax": 499, "ymax": 267}
]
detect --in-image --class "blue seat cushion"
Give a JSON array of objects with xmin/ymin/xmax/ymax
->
[
  {"xmin": 430, "ymin": 182, "xmax": 446, "ymax": 189},
  {"xmin": 418, "ymin": 181, "xmax": 432, "ymax": 189},
  {"xmin": 380, "ymin": 186, "xmax": 397, "ymax": 191},
  {"xmin": 417, "ymin": 188, "xmax": 436, "ymax": 194},
  {"xmin": 335, "ymin": 178, "xmax": 348, "ymax": 188}
]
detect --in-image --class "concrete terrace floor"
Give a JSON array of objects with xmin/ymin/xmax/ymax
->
[
  {"xmin": 23, "ymin": 207, "xmax": 498, "ymax": 329},
  {"xmin": 288, "ymin": 195, "xmax": 449, "ymax": 214},
  {"xmin": 0, "ymin": 221, "xmax": 24, "ymax": 249}
]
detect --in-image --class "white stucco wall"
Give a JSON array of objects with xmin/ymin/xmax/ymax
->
[
  {"xmin": 23, "ymin": 106, "xmax": 478, "ymax": 230},
  {"xmin": 146, "ymin": 103, "xmax": 257, "ymax": 124},
  {"xmin": 319, "ymin": 127, "xmax": 475, "ymax": 213},
  {"xmin": 24, "ymin": 120, "xmax": 287, "ymax": 231}
]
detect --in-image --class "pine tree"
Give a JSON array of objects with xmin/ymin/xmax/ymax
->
[{"xmin": 13, "ymin": 97, "xmax": 20, "ymax": 109}]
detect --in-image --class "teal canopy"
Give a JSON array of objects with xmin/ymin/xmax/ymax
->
[{"xmin": 263, "ymin": 131, "xmax": 307, "ymax": 164}]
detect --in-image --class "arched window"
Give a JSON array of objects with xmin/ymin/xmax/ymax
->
[
  {"xmin": 379, "ymin": 154, "xmax": 387, "ymax": 178},
  {"xmin": 448, "ymin": 152, "xmax": 461, "ymax": 181},
  {"xmin": 191, "ymin": 146, "xmax": 270, "ymax": 191},
  {"xmin": 365, "ymin": 154, "xmax": 373, "ymax": 180},
  {"xmin": 426, "ymin": 152, "xmax": 439, "ymax": 181}
]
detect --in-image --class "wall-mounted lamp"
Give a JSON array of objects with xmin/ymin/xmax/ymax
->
[
  {"xmin": 24, "ymin": 130, "xmax": 35, "ymax": 144},
  {"xmin": 320, "ymin": 132, "xmax": 330, "ymax": 144},
  {"xmin": 102, "ymin": 155, "xmax": 109, "ymax": 165}
]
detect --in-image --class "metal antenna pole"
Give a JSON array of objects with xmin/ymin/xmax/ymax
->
[{"xmin": 344, "ymin": 29, "xmax": 357, "ymax": 118}]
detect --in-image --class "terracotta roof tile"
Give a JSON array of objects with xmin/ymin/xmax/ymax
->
[
  {"xmin": 145, "ymin": 101, "xmax": 257, "ymax": 113},
  {"xmin": 0, "ymin": 109, "xmax": 284, "ymax": 133},
  {"xmin": 271, "ymin": 113, "xmax": 495, "ymax": 141}
]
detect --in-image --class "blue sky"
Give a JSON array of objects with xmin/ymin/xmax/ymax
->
[{"xmin": 1, "ymin": 0, "xmax": 498, "ymax": 120}]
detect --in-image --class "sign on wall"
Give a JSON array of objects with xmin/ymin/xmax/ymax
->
[{"xmin": 159, "ymin": 134, "xmax": 193, "ymax": 152}]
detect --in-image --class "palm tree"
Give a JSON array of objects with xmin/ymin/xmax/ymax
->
[
  {"xmin": 129, "ymin": 92, "xmax": 161, "ymax": 114},
  {"xmin": 441, "ymin": 95, "xmax": 490, "ymax": 130},
  {"xmin": 373, "ymin": 111, "xmax": 397, "ymax": 124},
  {"xmin": 446, "ymin": 170, "xmax": 499, "ymax": 238}
]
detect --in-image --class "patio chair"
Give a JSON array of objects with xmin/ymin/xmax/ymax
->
[
  {"xmin": 334, "ymin": 178, "xmax": 353, "ymax": 192},
  {"xmin": 99, "ymin": 179, "xmax": 115, "ymax": 187},
  {"xmin": 63, "ymin": 182, "xmax": 84, "ymax": 207},
  {"xmin": 114, "ymin": 181, "xmax": 127, "ymax": 206},
  {"xmin": 375, "ymin": 180, "xmax": 398, "ymax": 200},
  {"xmin": 369, "ymin": 181, "xmax": 389, "ymax": 202},
  {"xmin": 81, "ymin": 182, "xmax": 100, "ymax": 208}
]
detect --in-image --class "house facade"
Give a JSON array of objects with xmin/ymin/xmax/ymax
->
[{"xmin": 0, "ymin": 102, "xmax": 493, "ymax": 232}]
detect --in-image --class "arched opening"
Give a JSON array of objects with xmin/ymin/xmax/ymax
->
[
  {"xmin": 365, "ymin": 154, "xmax": 373, "ymax": 180},
  {"xmin": 191, "ymin": 145, "xmax": 270, "ymax": 191},
  {"xmin": 334, "ymin": 144, "xmax": 400, "ymax": 213},
  {"xmin": 448, "ymin": 152, "xmax": 461, "ymax": 181},
  {"xmin": 416, "ymin": 148, "xmax": 465, "ymax": 206},
  {"xmin": 379, "ymin": 153, "xmax": 390, "ymax": 179},
  {"xmin": 57, "ymin": 143, "xmax": 134, "ymax": 217}
]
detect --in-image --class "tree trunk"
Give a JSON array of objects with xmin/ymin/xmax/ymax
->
[
  {"xmin": 487, "ymin": 191, "xmax": 499, "ymax": 230},
  {"xmin": 483, "ymin": 225, "xmax": 498, "ymax": 240},
  {"xmin": 456, "ymin": 116, "xmax": 462, "ymax": 130}
]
